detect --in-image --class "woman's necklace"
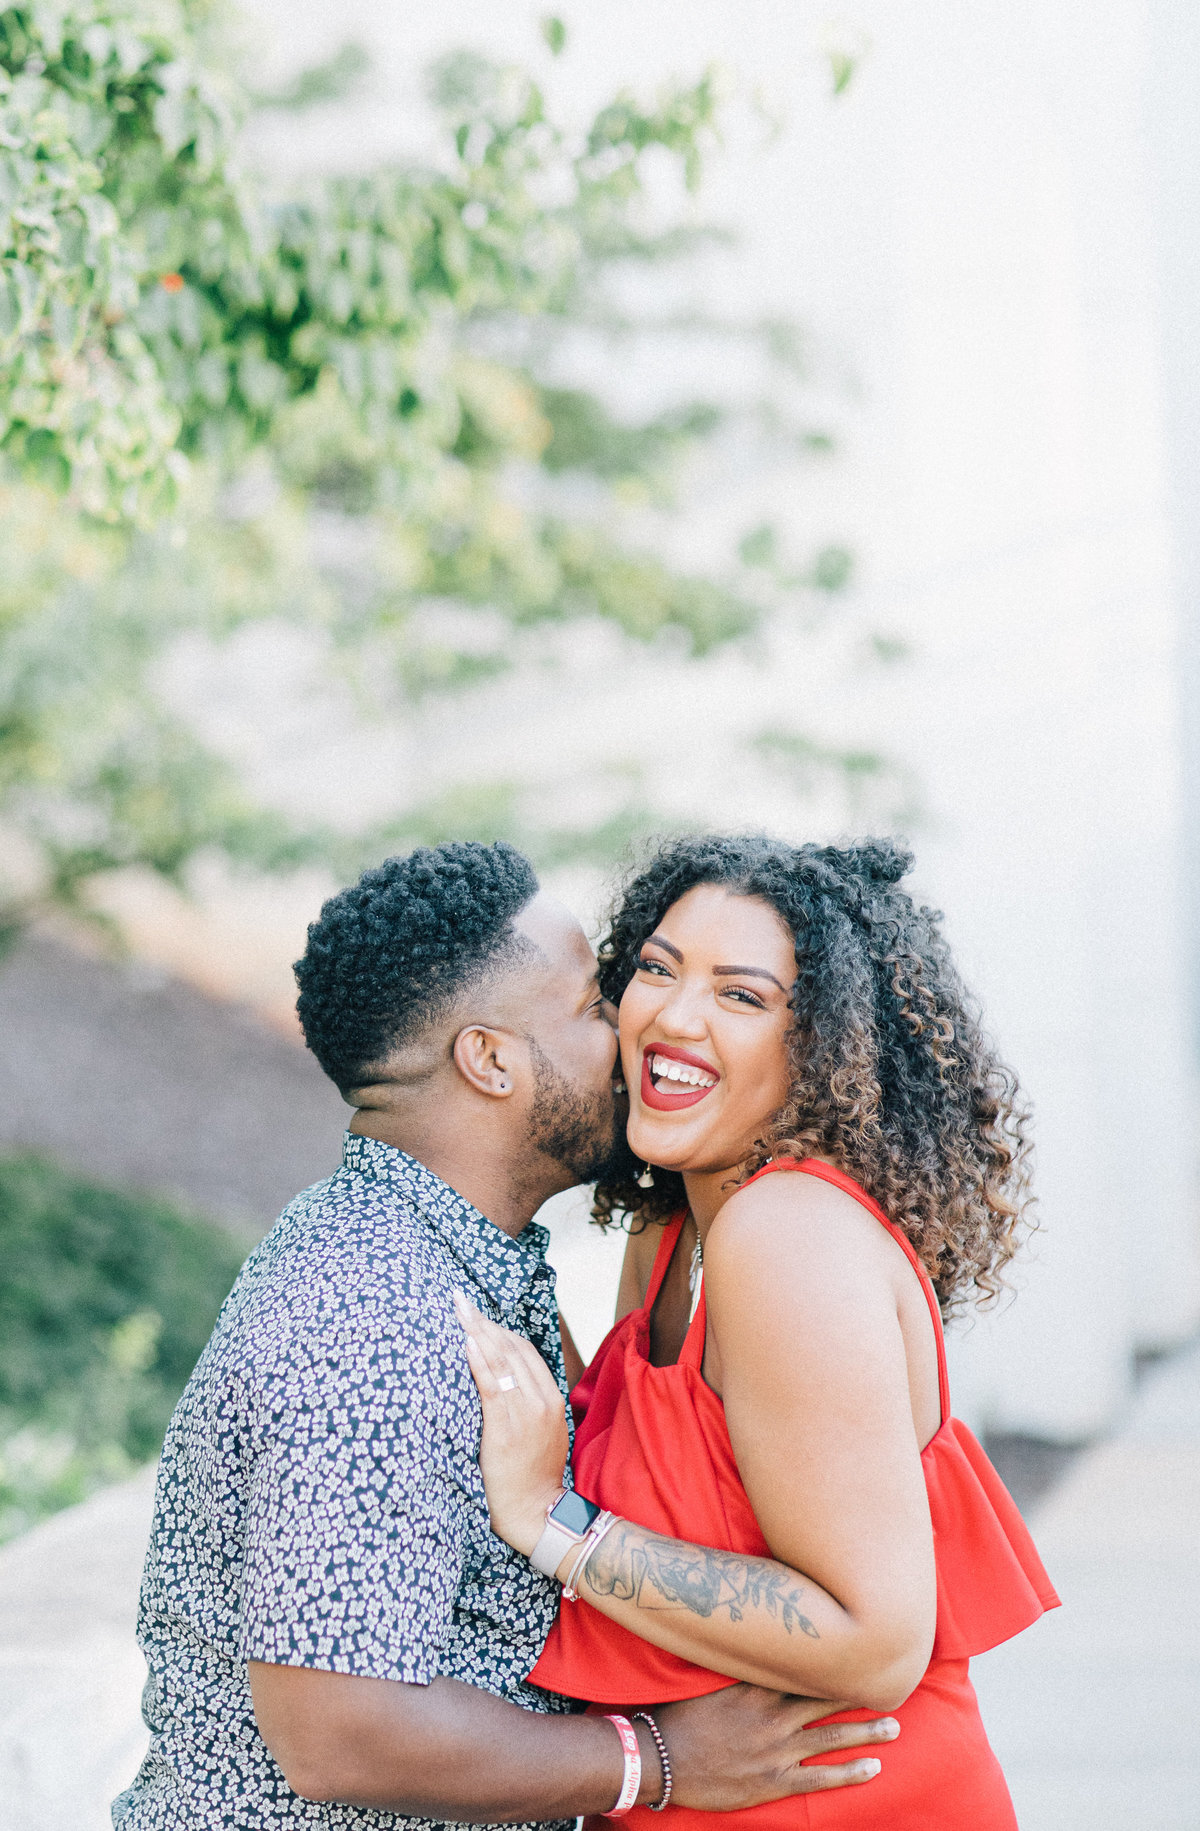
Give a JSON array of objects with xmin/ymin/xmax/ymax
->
[{"xmin": 687, "ymin": 1223, "xmax": 703, "ymax": 1322}]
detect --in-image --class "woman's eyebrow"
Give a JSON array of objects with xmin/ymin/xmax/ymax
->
[
  {"xmin": 644, "ymin": 933, "xmax": 683, "ymax": 962},
  {"xmin": 713, "ymin": 964, "xmax": 789, "ymax": 992}
]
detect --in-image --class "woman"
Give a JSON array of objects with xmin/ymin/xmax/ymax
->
[{"xmin": 456, "ymin": 836, "xmax": 1058, "ymax": 1829}]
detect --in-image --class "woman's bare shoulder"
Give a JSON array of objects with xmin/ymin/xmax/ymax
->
[
  {"xmin": 708, "ymin": 1166, "xmax": 890, "ymax": 1284},
  {"xmin": 705, "ymin": 1170, "xmax": 909, "ymax": 1404}
]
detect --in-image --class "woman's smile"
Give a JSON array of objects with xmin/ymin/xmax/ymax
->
[
  {"xmin": 619, "ymin": 883, "xmax": 796, "ymax": 1179},
  {"xmin": 640, "ymin": 1042, "xmax": 721, "ymax": 1111}
]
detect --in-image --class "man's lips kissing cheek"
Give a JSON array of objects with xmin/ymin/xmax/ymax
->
[{"xmin": 639, "ymin": 1041, "xmax": 722, "ymax": 1112}]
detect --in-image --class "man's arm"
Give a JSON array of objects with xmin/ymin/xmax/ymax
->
[{"xmin": 249, "ymin": 1663, "xmax": 896, "ymax": 1818}]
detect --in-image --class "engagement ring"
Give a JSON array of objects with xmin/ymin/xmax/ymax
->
[{"xmin": 497, "ymin": 1374, "xmax": 517, "ymax": 1392}]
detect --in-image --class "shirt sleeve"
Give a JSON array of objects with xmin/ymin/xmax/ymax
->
[{"xmin": 239, "ymin": 1304, "xmax": 468, "ymax": 1683}]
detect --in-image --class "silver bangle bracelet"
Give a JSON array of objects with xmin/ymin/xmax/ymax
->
[
  {"xmin": 632, "ymin": 1711, "xmax": 673, "ymax": 1811},
  {"xmin": 562, "ymin": 1509, "xmax": 619, "ymax": 1601}
]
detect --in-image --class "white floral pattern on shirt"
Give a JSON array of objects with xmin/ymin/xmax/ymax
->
[{"xmin": 113, "ymin": 1133, "xmax": 575, "ymax": 1831}]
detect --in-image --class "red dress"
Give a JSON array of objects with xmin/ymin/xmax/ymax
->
[{"xmin": 530, "ymin": 1159, "xmax": 1060, "ymax": 1830}]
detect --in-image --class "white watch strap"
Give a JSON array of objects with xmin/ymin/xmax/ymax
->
[{"xmin": 530, "ymin": 1511, "xmax": 583, "ymax": 1579}]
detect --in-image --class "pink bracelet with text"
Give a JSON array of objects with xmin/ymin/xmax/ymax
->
[{"xmin": 603, "ymin": 1714, "xmax": 642, "ymax": 1816}]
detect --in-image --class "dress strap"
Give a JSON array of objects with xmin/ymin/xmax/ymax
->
[
  {"xmin": 742, "ymin": 1158, "xmax": 951, "ymax": 1425},
  {"xmin": 642, "ymin": 1213, "xmax": 688, "ymax": 1316}
]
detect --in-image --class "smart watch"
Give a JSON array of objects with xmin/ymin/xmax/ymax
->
[{"xmin": 530, "ymin": 1488, "xmax": 604, "ymax": 1578}]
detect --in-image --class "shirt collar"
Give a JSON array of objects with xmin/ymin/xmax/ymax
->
[{"xmin": 340, "ymin": 1131, "xmax": 552, "ymax": 1316}]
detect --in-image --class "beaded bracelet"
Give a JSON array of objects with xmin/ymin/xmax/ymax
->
[
  {"xmin": 632, "ymin": 1711, "xmax": 673, "ymax": 1812},
  {"xmin": 603, "ymin": 1714, "xmax": 642, "ymax": 1816}
]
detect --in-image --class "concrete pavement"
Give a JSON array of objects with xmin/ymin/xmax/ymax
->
[
  {"xmin": 972, "ymin": 1337, "xmax": 1200, "ymax": 1829},
  {"xmin": 0, "ymin": 1465, "xmax": 155, "ymax": 1831}
]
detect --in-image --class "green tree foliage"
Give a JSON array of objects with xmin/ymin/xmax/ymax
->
[
  {"xmin": 0, "ymin": 1, "xmax": 725, "ymax": 520},
  {"xmin": 0, "ymin": 1152, "xmax": 246, "ymax": 1537},
  {"xmin": 0, "ymin": 474, "xmax": 331, "ymax": 940},
  {"xmin": 0, "ymin": 1, "xmax": 237, "ymax": 516},
  {"xmin": 0, "ymin": 0, "xmax": 872, "ymax": 943}
]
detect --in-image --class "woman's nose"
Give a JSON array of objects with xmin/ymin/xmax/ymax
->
[{"xmin": 657, "ymin": 984, "xmax": 710, "ymax": 1039}]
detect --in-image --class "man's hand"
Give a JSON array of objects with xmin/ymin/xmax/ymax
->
[
  {"xmin": 248, "ymin": 1663, "xmax": 895, "ymax": 1820},
  {"xmin": 659, "ymin": 1682, "xmax": 898, "ymax": 1807}
]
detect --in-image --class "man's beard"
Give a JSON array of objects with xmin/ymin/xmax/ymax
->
[{"xmin": 525, "ymin": 1036, "xmax": 638, "ymax": 1185}]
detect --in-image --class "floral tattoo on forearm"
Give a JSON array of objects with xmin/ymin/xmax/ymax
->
[{"xmin": 584, "ymin": 1524, "xmax": 820, "ymax": 1639}]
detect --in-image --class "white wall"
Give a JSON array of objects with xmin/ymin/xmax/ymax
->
[
  {"xmin": 838, "ymin": 0, "xmax": 1200, "ymax": 1433},
  {"xmin": 228, "ymin": 0, "xmax": 1200, "ymax": 1437}
]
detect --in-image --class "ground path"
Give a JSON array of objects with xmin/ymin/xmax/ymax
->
[
  {"xmin": 0, "ymin": 935, "xmax": 345, "ymax": 1233},
  {"xmin": 971, "ymin": 1335, "xmax": 1200, "ymax": 1828}
]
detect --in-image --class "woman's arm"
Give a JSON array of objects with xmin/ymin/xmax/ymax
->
[
  {"xmin": 556, "ymin": 1223, "xmax": 657, "ymax": 1390},
  {"xmin": 454, "ymin": 1179, "xmax": 936, "ymax": 1712},
  {"xmin": 614, "ymin": 1222, "xmax": 662, "ymax": 1323},
  {"xmin": 703, "ymin": 1175, "xmax": 936, "ymax": 1705}
]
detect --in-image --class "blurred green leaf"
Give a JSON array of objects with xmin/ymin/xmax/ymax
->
[
  {"xmin": 738, "ymin": 523, "xmax": 778, "ymax": 568},
  {"xmin": 810, "ymin": 543, "xmax": 853, "ymax": 593},
  {"xmin": 752, "ymin": 725, "xmax": 919, "ymax": 827},
  {"xmin": 539, "ymin": 388, "xmax": 722, "ymax": 483},
  {"xmin": 828, "ymin": 51, "xmax": 858, "ymax": 97},
  {"xmin": 251, "ymin": 40, "xmax": 370, "ymax": 111},
  {"xmin": 540, "ymin": 15, "xmax": 567, "ymax": 57}
]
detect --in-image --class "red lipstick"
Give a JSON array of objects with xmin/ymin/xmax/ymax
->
[{"xmin": 639, "ymin": 1042, "xmax": 721, "ymax": 1112}]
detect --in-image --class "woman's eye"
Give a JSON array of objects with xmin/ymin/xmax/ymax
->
[
  {"xmin": 637, "ymin": 955, "xmax": 670, "ymax": 976},
  {"xmin": 723, "ymin": 985, "xmax": 766, "ymax": 1009}
]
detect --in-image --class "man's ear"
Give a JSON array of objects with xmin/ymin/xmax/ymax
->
[{"xmin": 452, "ymin": 1025, "xmax": 522, "ymax": 1099}]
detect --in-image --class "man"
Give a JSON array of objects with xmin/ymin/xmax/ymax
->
[{"xmin": 114, "ymin": 842, "xmax": 892, "ymax": 1828}]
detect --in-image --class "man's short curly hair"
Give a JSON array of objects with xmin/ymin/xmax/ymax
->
[{"xmin": 294, "ymin": 841, "xmax": 539, "ymax": 1093}]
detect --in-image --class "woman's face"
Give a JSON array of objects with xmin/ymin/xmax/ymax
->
[{"xmin": 619, "ymin": 884, "xmax": 796, "ymax": 1176}]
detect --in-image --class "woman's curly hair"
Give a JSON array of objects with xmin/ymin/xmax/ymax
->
[{"xmin": 592, "ymin": 834, "xmax": 1033, "ymax": 1315}]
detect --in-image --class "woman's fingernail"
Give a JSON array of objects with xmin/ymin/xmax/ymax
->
[
  {"xmin": 861, "ymin": 1759, "xmax": 882, "ymax": 1776},
  {"xmin": 878, "ymin": 1719, "xmax": 899, "ymax": 1738},
  {"xmin": 466, "ymin": 1335, "xmax": 477, "ymax": 1352}
]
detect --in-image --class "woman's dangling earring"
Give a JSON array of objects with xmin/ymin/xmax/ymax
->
[{"xmin": 637, "ymin": 1163, "xmax": 655, "ymax": 1189}]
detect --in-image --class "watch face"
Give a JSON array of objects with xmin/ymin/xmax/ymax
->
[{"xmin": 550, "ymin": 1489, "xmax": 601, "ymax": 1536}]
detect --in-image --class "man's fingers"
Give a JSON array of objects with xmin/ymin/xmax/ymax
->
[
  {"xmin": 785, "ymin": 1716, "xmax": 897, "ymax": 1793},
  {"xmin": 797, "ymin": 1717, "xmax": 899, "ymax": 1759},
  {"xmin": 791, "ymin": 1757, "xmax": 883, "ymax": 1793}
]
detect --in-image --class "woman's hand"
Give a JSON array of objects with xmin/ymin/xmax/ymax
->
[{"xmin": 453, "ymin": 1291, "xmax": 570, "ymax": 1558}]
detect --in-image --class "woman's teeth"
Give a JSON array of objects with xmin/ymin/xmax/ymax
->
[{"xmin": 650, "ymin": 1054, "xmax": 717, "ymax": 1088}]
